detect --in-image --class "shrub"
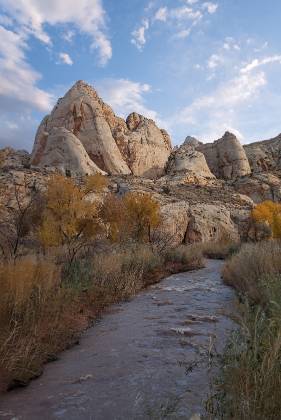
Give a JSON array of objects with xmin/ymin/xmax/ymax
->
[
  {"xmin": 222, "ymin": 241, "xmax": 281, "ymax": 302},
  {"xmin": 201, "ymin": 240, "xmax": 240, "ymax": 260},
  {"xmin": 165, "ymin": 244, "xmax": 204, "ymax": 269},
  {"xmin": 212, "ymin": 273, "xmax": 281, "ymax": 419},
  {"xmin": 210, "ymin": 241, "xmax": 281, "ymax": 419}
]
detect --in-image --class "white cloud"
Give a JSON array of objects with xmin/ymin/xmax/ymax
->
[
  {"xmin": 170, "ymin": 7, "xmax": 202, "ymax": 22},
  {"xmin": 175, "ymin": 28, "xmax": 192, "ymax": 39},
  {"xmin": 154, "ymin": 7, "xmax": 168, "ymax": 22},
  {"xmin": 97, "ymin": 78, "xmax": 162, "ymax": 124},
  {"xmin": 0, "ymin": 0, "xmax": 112, "ymax": 65},
  {"xmin": 132, "ymin": 0, "xmax": 218, "ymax": 51},
  {"xmin": 172, "ymin": 69, "xmax": 267, "ymax": 141},
  {"xmin": 207, "ymin": 53, "xmax": 224, "ymax": 69},
  {"xmin": 0, "ymin": 25, "xmax": 53, "ymax": 112},
  {"xmin": 58, "ymin": 52, "xmax": 73, "ymax": 66},
  {"xmin": 0, "ymin": 24, "xmax": 54, "ymax": 149},
  {"xmin": 202, "ymin": 2, "xmax": 218, "ymax": 14},
  {"xmin": 241, "ymin": 55, "xmax": 281, "ymax": 74},
  {"xmin": 131, "ymin": 19, "xmax": 149, "ymax": 50}
]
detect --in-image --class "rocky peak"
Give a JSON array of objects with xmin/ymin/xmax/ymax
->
[
  {"xmin": 197, "ymin": 131, "xmax": 251, "ymax": 180},
  {"xmin": 31, "ymin": 81, "xmax": 172, "ymax": 178},
  {"xmin": 183, "ymin": 136, "xmax": 202, "ymax": 149}
]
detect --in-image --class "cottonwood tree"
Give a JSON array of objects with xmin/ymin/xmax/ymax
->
[
  {"xmin": 39, "ymin": 174, "xmax": 106, "ymax": 265},
  {"xmin": 252, "ymin": 200, "xmax": 281, "ymax": 239},
  {"xmin": 102, "ymin": 191, "xmax": 160, "ymax": 243}
]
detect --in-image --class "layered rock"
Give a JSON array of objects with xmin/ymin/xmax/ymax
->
[
  {"xmin": 244, "ymin": 133, "xmax": 281, "ymax": 173},
  {"xmin": 31, "ymin": 81, "xmax": 171, "ymax": 178},
  {"xmin": 197, "ymin": 131, "xmax": 251, "ymax": 179},
  {"xmin": 166, "ymin": 142, "xmax": 215, "ymax": 178}
]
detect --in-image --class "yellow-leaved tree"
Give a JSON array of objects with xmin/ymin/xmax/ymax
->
[
  {"xmin": 123, "ymin": 192, "xmax": 160, "ymax": 242},
  {"xmin": 252, "ymin": 200, "xmax": 281, "ymax": 239},
  {"xmin": 102, "ymin": 191, "xmax": 160, "ymax": 243},
  {"xmin": 39, "ymin": 174, "xmax": 107, "ymax": 265}
]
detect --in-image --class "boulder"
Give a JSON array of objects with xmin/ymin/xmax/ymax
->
[
  {"xmin": 185, "ymin": 203, "xmax": 240, "ymax": 243},
  {"xmin": 32, "ymin": 127, "xmax": 106, "ymax": 176},
  {"xmin": 156, "ymin": 201, "xmax": 189, "ymax": 247},
  {"xmin": 197, "ymin": 131, "xmax": 251, "ymax": 179},
  {"xmin": 166, "ymin": 143, "xmax": 215, "ymax": 178}
]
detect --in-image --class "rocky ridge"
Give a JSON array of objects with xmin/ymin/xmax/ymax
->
[{"xmin": 2, "ymin": 80, "xmax": 281, "ymax": 246}]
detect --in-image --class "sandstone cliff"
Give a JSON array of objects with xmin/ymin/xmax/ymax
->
[{"xmin": 31, "ymin": 81, "xmax": 171, "ymax": 178}]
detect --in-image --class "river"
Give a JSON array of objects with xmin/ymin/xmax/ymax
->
[{"xmin": 0, "ymin": 259, "xmax": 235, "ymax": 420}]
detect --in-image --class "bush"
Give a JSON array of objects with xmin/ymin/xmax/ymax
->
[
  {"xmin": 222, "ymin": 241, "xmax": 281, "ymax": 302},
  {"xmin": 165, "ymin": 244, "xmax": 204, "ymax": 269},
  {"xmin": 210, "ymin": 241, "xmax": 281, "ymax": 419},
  {"xmin": 212, "ymin": 274, "xmax": 281, "ymax": 419},
  {"xmin": 201, "ymin": 240, "xmax": 240, "ymax": 260}
]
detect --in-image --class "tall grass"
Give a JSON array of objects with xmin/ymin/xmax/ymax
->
[
  {"xmin": 211, "ymin": 241, "xmax": 281, "ymax": 419},
  {"xmin": 222, "ymin": 241, "xmax": 281, "ymax": 302},
  {"xmin": 0, "ymin": 244, "xmax": 204, "ymax": 391}
]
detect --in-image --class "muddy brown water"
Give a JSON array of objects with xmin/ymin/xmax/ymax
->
[{"xmin": 0, "ymin": 260, "xmax": 236, "ymax": 420}]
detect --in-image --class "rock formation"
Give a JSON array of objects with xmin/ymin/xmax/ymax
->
[
  {"xmin": 166, "ymin": 142, "xmax": 215, "ymax": 178},
  {"xmin": 197, "ymin": 131, "xmax": 251, "ymax": 179},
  {"xmin": 244, "ymin": 133, "xmax": 281, "ymax": 173},
  {"xmin": 31, "ymin": 81, "xmax": 171, "ymax": 178},
  {"xmin": 32, "ymin": 127, "xmax": 106, "ymax": 176}
]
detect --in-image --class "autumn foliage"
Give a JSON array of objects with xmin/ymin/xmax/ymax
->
[
  {"xmin": 252, "ymin": 200, "xmax": 281, "ymax": 239},
  {"xmin": 39, "ymin": 175, "xmax": 104, "ymax": 264},
  {"xmin": 102, "ymin": 191, "xmax": 160, "ymax": 243}
]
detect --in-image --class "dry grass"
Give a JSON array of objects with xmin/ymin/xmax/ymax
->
[
  {"xmin": 164, "ymin": 244, "xmax": 204, "ymax": 269},
  {"xmin": 201, "ymin": 240, "xmax": 240, "ymax": 260},
  {"xmin": 0, "ymin": 244, "xmax": 204, "ymax": 392},
  {"xmin": 222, "ymin": 241, "xmax": 281, "ymax": 302},
  {"xmin": 0, "ymin": 258, "xmax": 84, "ymax": 391},
  {"xmin": 209, "ymin": 240, "xmax": 281, "ymax": 419}
]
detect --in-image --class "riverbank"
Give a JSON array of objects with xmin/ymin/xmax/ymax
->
[
  {"xmin": 0, "ymin": 244, "xmax": 204, "ymax": 393},
  {"xmin": 0, "ymin": 260, "xmax": 235, "ymax": 419}
]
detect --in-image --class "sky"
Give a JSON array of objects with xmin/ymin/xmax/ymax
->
[{"xmin": 0, "ymin": 0, "xmax": 281, "ymax": 151}]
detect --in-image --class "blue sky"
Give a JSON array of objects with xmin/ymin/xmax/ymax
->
[{"xmin": 0, "ymin": 0, "xmax": 281, "ymax": 150}]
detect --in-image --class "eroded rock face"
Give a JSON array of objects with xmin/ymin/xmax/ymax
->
[
  {"xmin": 197, "ymin": 132, "xmax": 251, "ymax": 180},
  {"xmin": 31, "ymin": 81, "xmax": 171, "ymax": 178},
  {"xmin": 233, "ymin": 173, "xmax": 281, "ymax": 203},
  {"xmin": 33, "ymin": 127, "xmax": 106, "ymax": 176},
  {"xmin": 185, "ymin": 203, "xmax": 240, "ymax": 243},
  {"xmin": 123, "ymin": 113, "xmax": 172, "ymax": 178},
  {"xmin": 244, "ymin": 133, "xmax": 281, "ymax": 173},
  {"xmin": 166, "ymin": 143, "xmax": 215, "ymax": 178}
]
